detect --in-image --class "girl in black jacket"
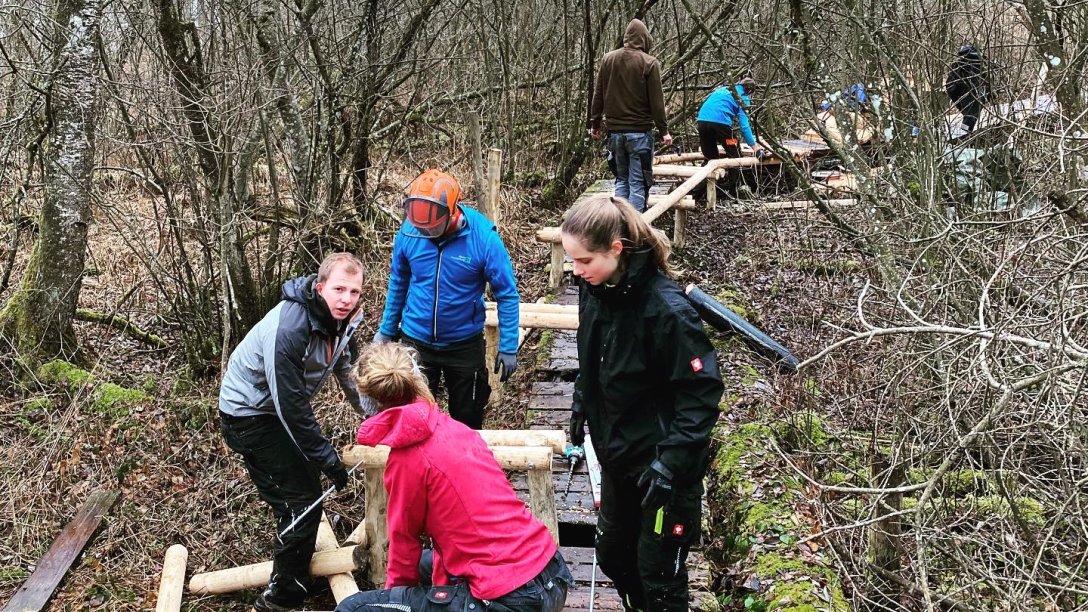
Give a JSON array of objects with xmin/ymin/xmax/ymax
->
[{"xmin": 560, "ymin": 195, "xmax": 724, "ymax": 612}]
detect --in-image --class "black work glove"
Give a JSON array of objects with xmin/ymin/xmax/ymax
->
[
  {"xmin": 637, "ymin": 460, "xmax": 675, "ymax": 511},
  {"xmin": 569, "ymin": 402, "xmax": 586, "ymax": 447},
  {"xmin": 323, "ymin": 462, "xmax": 350, "ymax": 492},
  {"xmin": 494, "ymin": 352, "xmax": 517, "ymax": 383}
]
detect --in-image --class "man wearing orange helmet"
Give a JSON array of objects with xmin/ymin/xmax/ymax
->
[{"xmin": 373, "ymin": 170, "xmax": 520, "ymax": 429}]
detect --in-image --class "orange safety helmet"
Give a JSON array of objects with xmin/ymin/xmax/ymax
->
[{"xmin": 404, "ymin": 169, "xmax": 463, "ymax": 238}]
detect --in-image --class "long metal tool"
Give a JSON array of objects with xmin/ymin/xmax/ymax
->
[
  {"xmin": 685, "ymin": 283, "xmax": 800, "ymax": 372},
  {"xmin": 563, "ymin": 445, "xmax": 585, "ymax": 496},
  {"xmin": 278, "ymin": 458, "xmax": 366, "ymax": 540}
]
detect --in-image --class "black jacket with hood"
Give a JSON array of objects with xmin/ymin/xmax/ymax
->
[
  {"xmin": 573, "ymin": 251, "xmax": 724, "ymax": 484},
  {"xmin": 590, "ymin": 19, "xmax": 669, "ymax": 134}
]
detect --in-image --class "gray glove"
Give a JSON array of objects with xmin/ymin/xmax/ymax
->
[
  {"xmin": 373, "ymin": 331, "xmax": 393, "ymax": 344},
  {"xmin": 494, "ymin": 352, "xmax": 517, "ymax": 382}
]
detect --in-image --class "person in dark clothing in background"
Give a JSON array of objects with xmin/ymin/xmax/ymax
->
[
  {"xmin": 589, "ymin": 19, "xmax": 673, "ymax": 212},
  {"xmin": 560, "ymin": 195, "xmax": 724, "ymax": 611},
  {"xmin": 374, "ymin": 169, "xmax": 520, "ymax": 430},
  {"xmin": 219, "ymin": 252, "xmax": 368, "ymax": 611},
  {"xmin": 946, "ymin": 44, "xmax": 989, "ymax": 133},
  {"xmin": 694, "ymin": 77, "xmax": 767, "ymax": 199}
]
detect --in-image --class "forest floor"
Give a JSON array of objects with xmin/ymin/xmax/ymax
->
[{"xmin": 0, "ymin": 163, "xmax": 871, "ymax": 610}]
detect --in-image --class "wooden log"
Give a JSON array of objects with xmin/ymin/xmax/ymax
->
[
  {"xmin": 187, "ymin": 546, "xmax": 362, "ymax": 595},
  {"xmin": 487, "ymin": 148, "xmax": 503, "ymax": 230},
  {"xmin": 652, "ymin": 164, "xmax": 727, "ymax": 179},
  {"xmin": 535, "ymin": 197, "xmax": 696, "ymax": 245},
  {"xmin": 549, "ymin": 243, "xmax": 564, "ymax": 287},
  {"xmin": 155, "ymin": 544, "xmax": 187, "ymax": 612},
  {"xmin": 477, "ymin": 429, "xmax": 566, "ymax": 454},
  {"xmin": 707, "ymin": 177, "xmax": 717, "ymax": 209},
  {"xmin": 485, "ymin": 310, "xmax": 578, "ymax": 330},
  {"xmin": 316, "ymin": 514, "xmax": 359, "ymax": 603},
  {"xmin": 343, "ymin": 445, "xmax": 553, "ymax": 471},
  {"xmin": 674, "ymin": 208, "xmax": 688, "ymax": 249},
  {"xmin": 2, "ymin": 489, "xmax": 119, "ymax": 612},
  {"xmin": 642, "ymin": 158, "xmax": 757, "ymax": 224},
  {"xmin": 344, "ymin": 519, "xmax": 370, "ymax": 548},
  {"xmin": 485, "ymin": 324, "xmax": 502, "ymax": 408},
  {"xmin": 364, "ymin": 466, "xmax": 388, "ymax": 588},
  {"xmin": 468, "ymin": 113, "xmax": 488, "ymax": 218},
  {"xmin": 528, "ymin": 467, "xmax": 559, "ymax": 543},
  {"xmin": 485, "ymin": 302, "xmax": 577, "ymax": 315}
]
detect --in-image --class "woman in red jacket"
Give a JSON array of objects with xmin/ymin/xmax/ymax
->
[{"xmin": 336, "ymin": 343, "xmax": 572, "ymax": 612}]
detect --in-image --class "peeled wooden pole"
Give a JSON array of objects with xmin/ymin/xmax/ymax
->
[
  {"xmin": 528, "ymin": 467, "xmax": 559, "ymax": 543},
  {"xmin": 549, "ymin": 243, "xmax": 565, "ymax": 287},
  {"xmin": 316, "ymin": 514, "xmax": 359, "ymax": 603},
  {"xmin": 342, "ymin": 444, "xmax": 552, "ymax": 471},
  {"xmin": 485, "ymin": 324, "xmax": 502, "ymax": 408},
  {"xmin": 485, "ymin": 302, "xmax": 576, "ymax": 315},
  {"xmin": 674, "ymin": 207, "xmax": 688, "ymax": 249},
  {"xmin": 642, "ymin": 158, "xmax": 760, "ymax": 224},
  {"xmin": 187, "ymin": 546, "xmax": 362, "ymax": 595},
  {"xmin": 487, "ymin": 148, "xmax": 503, "ymax": 229},
  {"xmin": 364, "ymin": 466, "xmax": 388, "ymax": 588},
  {"xmin": 477, "ymin": 429, "xmax": 566, "ymax": 454},
  {"xmin": 485, "ymin": 310, "xmax": 578, "ymax": 330},
  {"xmin": 155, "ymin": 544, "xmax": 187, "ymax": 612},
  {"xmin": 535, "ymin": 197, "xmax": 696, "ymax": 245}
]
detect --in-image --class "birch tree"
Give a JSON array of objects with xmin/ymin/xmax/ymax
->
[{"xmin": 0, "ymin": 0, "xmax": 101, "ymax": 363}]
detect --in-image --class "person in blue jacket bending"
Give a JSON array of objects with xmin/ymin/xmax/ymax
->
[
  {"xmin": 695, "ymin": 77, "xmax": 766, "ymax": 198},
  {"xmin": 373, "ymin": 169, "xmax": 520, "ymax": 429}
]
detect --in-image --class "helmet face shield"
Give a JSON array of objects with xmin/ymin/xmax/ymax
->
[{"xmin": 405, "ymin": 197, "xmax": 451, "ymax": 238}]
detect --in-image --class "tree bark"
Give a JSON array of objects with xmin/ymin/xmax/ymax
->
[{"xmin": 0, "ymin": 0, "xmax": 101, "ymax": 363}]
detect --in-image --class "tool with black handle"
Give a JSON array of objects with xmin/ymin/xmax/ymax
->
[{"xmin": 685, "ymin": 283, "xmax": 799, "ymax": 372}]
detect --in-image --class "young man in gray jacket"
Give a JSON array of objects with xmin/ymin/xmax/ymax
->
[
  {"xmin": 219, "ymin": 252, "xmax": 368, "ymax": 611},
  {"xmin": 589, "ymin": 19, "xmax": 673, "ymax": 212}
]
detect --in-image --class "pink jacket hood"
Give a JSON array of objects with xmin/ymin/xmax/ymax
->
[{"xmin": 356, "ymin": 398, "xmax": 437, "ymax": 448}]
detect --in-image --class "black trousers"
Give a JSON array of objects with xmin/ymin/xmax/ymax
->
[
  {"xmin": 221, "ymin": 413, "xmax": 323, "ymax": 593},
  {"xmin": 336, "ymin": 550, "xmax": 573, "ymax": 612},
  {"xmin": 404, "ymin": 335, "xmax": 490, "ymax": 430},
  {"xmin": 953, "ymin": 94, "xmax": 983, "ymax": 132},
  {"xmin": 696, "ymin": 120, "xmax": 742, "ymax": 196},
  {"xmin": 596, "ymin": 469, "xmax": 702, "ymax": 612}
]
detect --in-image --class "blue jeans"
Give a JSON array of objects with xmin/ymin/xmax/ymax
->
[{"xmin": 608, "ymin": 131, "xmax": 654, "ymax": 211}]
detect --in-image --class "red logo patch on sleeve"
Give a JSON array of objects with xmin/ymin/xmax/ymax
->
[
  {"xmin": 690, "ymin": 357, "xmax": 703, "ymax": 372},
  {"xmin": 672, "ymin": 523, "xmax": 685, "ymax": 536},
  {"xmin": 435, "ymin": 592, "xmax": 448, "ymax": 600}
]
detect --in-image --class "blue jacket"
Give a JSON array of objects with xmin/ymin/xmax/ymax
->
[
  {"xmin": 378, "ymin": 206, "xmax": 520, "ymax": 354},
  {"xmin": 696, "ymin": 84, "xmax": 756, "ymax": 146}
]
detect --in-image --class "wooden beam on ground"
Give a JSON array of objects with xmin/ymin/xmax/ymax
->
[
  {"xmin": 155, "ymin": 544, "xmax": 187, "ymax": 612},
  {"xmin": 187, "ymin": 546, "xmax": 363, "ymax": 595},
  {"xmin": 316, "ymin": 514, "xmax": 359, "ymax": 603},
  {"xmin": 342, "ymin": 444, "xmax": 552, "ymax": 471},
  {"xmin": 2, "ymin": 489, "xmax": 119, "ymax": 612}
]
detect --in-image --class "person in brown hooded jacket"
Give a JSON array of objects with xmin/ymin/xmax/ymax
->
[{"xmin": 589, "ymin": 19, "xmax": 672, "ymax": 212}]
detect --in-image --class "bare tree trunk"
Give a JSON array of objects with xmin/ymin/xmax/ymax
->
[{"xmin": 0, "ymin": 0, "xmax": 101, "ymax": 363}]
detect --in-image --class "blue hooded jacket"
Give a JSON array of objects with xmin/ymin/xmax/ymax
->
[
  {"xmin": 378, "ymin": 206, "xmax": 520, "ymax": 353},
  {"xmin": 696, "ymin": 83, "xmax": 756, "ymax": 146}
]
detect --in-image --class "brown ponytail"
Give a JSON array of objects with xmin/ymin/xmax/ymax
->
[
  {"xmin": 560, "ymin": 195, "xmax": 671, "ymax": 275},
  {"xmin": 354, "ymin": 343, "xmax": 435, "ymax": 410}
]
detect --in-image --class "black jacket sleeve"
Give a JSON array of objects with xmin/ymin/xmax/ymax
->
[
  {"xmin": 265, "ymin": 306, "xmax": 339, "ymax": 470},
  {"xmin": 652, "ymin": 296, "xmax": 724, "ymax": 482}
]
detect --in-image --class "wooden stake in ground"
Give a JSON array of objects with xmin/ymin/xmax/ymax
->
[
  {"xmin": 316, "ymin": 514, "xmax": 359, "ymax": 603},
  {"xmin": 2, "ymin": 489, "xmax": 119, "ymax": 612},
  {"xmin": 155, "ymin": 544, "xmax": 188, "ymax": 612}
]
